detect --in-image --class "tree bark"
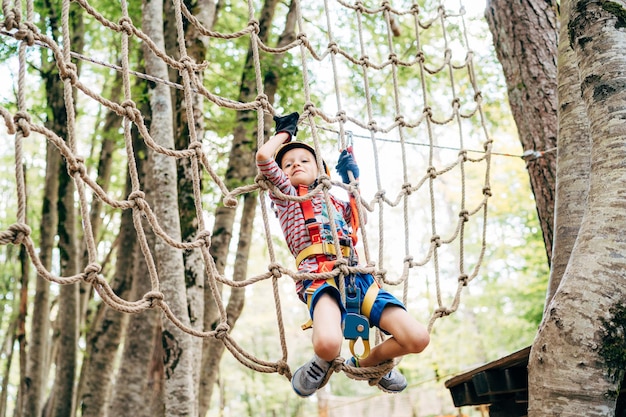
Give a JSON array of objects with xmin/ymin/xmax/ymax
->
[
  {"xmin": 198, "ymin": 1, "xmax": 297, "ymax": 412},
  {"xmin": 78, "ymin": 111, "xmax": 138, "ymax": 416},
  {"xmin": 485, "ymin": 0, "xmax": 559, "ymax": 265},
  {"xmin": 22, "ymin": 140, "xmax": 59, "ymax": 417},
  {"xmin": 528, "ymin": 1, "xmax": 626, "ymax": 415},
  {"xmin": 169, "ymin": 0, "xmax": 220, "ymax": 396},
  {"xmin": 544, "ymin": 0, "xmax": 592, "ymax": 305},
  {"xmin": 142, "ymin": 0, "xmax": 195, "ymax": 414}
]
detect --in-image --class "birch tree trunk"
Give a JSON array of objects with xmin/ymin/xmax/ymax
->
[
  {"xmin": 543, "ymin": 0, "xmax": 591, "ymax": 305},
  {"xmin": 142, "ymin": 0, "xmax": 195, "ymax": 415},
  {"xmin": 528, "ymin": 1, "xmax": 626, "ymax": 415},
  {"xmin": 485, "ymin": 0, "xmax": 559, "ymax": 264},
  {"xmin": 168, "ymin": 0, "xmax": 219, "ymax": 395}
]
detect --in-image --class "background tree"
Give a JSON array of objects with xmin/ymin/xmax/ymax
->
[
  {"xmin": 528, "ymin": 1, "xmax": 626, "ymax": 415},
  {"xmin": 485, "ymin": 0, "xmax": 558, "ymax": 265}
]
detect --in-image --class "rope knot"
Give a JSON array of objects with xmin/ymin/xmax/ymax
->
[
  {"xmin": 415, "ymin": 51, "xmax": 425, "ymax": 62},
  {"xmin": 359, "ymin": 55, "xmax": 370, "ymax": 67},
  {"xmin": 14, "ymin": 22, "xmax": 37, "ymax": 46},
  {"xmin": 14, "ymin": 111, "xmax": 31, "ymax": 137},
  {"xmin": 83, "ymin": 263, "xmax": 102, "ymax": 283},
  {"xmin": 367, "ymin": 119, "xmax": 377, "ymax": 131},
  {"xmin": 118, "ymin": 17, "xmax": 134, "ymax": 35},
  {"xmin": 458, "ymin": 274, "xmax": 469, "ymax": 286},
  {"xmin": 423, "ymin": 106, "xmax": 433, "ymax": 117},
  {"xmin": 430, "ymin": 235, "xmax": 441, "ymax": 247},
  {"xmin": 427, "ymin": 166, "xmax": 437, "ymax": 179},
  {"xmin": 68, "ymin": 157, "xmax": 86, "ymax": 177},
  {"xmin": 394, "ymin": 114, "xmax": 405, "ymax": 126},
  {"xmin": 268, "ymin": 263, "xmax": 282, "ymax": 278},
  {"xmin": 4, "ymin": 9, "xmax": 20, "ymax": 30},
  {"xmin": 334, "ymin": 258, "xmax": 350, "ymax": 276},
  {"xmin": 474, "ymin": 91, "xmax": 483, "ymax": 103},
  {"xmin": 297, "ymin": 32, "xmax": 308, "ymax": 43},
  {"xmin": 196, "ymin": 229, "xmax": 211, "ymax": 247},
  {"xmin": 458, "ymin": 149, "xmax": 468, "ymax": 161},
  {"xmin": 451, "ymin": 97, "xmax": 461, "ymax": 110},
  {"xmin": 483, "ymin": 138, "xmax": 493, "ymax": 152},
  {"xmin": 276, "ymin": 359, "xmax": 289, "ymax": 377},
  {"xmin": 60, "ymin": 62, "xmax": 79, "ymax": 84},
  {"xmin": 143, "ymin": 291, "xmax": 165, "ymax": 307},
  {"xmin": 336, "ymin": 110, "xmax": 347, "ymax": 123},
  {"xmin": 188, "ymin": 141, "xmax": 203, "ymax": 157},
  {"xmin": 374, "ymin": 190, "xmax": 385, "ymax": 201},
  {"xmin": 256, "ymin": 94, "xmax": 270, "ymax": 111},
  {"xmin": 403, "ymin": 255, "xmax": 414, "ymax": 264},
  {"xmin": 459, "ymin": 209, "xmax": 469, "ymax": 222},
  {"xmin": 401, "ymin": 182, "xmax": 412, "ymax": 195},
  {"xmin": 215, "ymin": 322, "xmax": 230, "ymax": 339},
  {"xmin": 121, "ymin": 100, "xmax": 140, "ymax": 122},
  {"xmin": 7, "ymin": 223, "xmax": 31, "ymax": 245},
  {"xmin": 388, "ymin": 52, "xmax": 398, "ymax": 64},
  {"xmin": 249, "ymin": 19, "xmax": 260, "ymax": 34},
  {"xmin": 303, "ymin": 101, "xmax": 316, "ymax": 114},
  {"xmin": 179, "ymin": 56, "xmax": 196, "ymax": 72},
  {"xmin": 328, "ymin": 41, "xmax": 339, "ymax": 54},
  {"xmin": 128, "ymin": 190, "xmax": 148, "ymax": 210},
  {"xmin": 223, "ymin": 195, "xmax": 238, "ymax": 208},
  {"xmin": 434, "ymin": 307, "xmax": 452, "ymax": 318},
  {"xmin": 482, "ymin": 186, "xmax": 492, "ymax": 197},
  {"xmin": 319, "ymin": 176, "xmax": 333, "ymax": 191}
]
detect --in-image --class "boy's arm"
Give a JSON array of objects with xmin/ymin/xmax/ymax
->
[{"xmin": 256, "ymin": 132, "xmax": 290, "ymax": 163}]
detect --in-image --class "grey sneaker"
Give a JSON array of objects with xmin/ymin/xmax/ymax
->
[
  {"xmin": 291, "ymin": 355, "xmax": 331, "ymax": 397},
  {"xmin": 377, "ymin": 368, "xmax": 407, "ymax": 393}
]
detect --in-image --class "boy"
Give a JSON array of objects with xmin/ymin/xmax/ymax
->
[{"xmin": 256, "ymin": 112, "xmax": 430, "ymax": 397}]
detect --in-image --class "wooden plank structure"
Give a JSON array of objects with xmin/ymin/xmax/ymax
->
[
  {"xmin": 445, "ymin": 346, "xmax": 626, "ymax": 417},
  {"xmin": 444, "ymin": 346, "xmax": 531, "ymax": 417}
]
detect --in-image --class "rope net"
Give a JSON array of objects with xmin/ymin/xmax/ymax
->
[{"xmin": 0, "ymin": 0, "xmax": 493, "ymax": 382}]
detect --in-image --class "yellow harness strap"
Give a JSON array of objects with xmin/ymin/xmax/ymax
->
[{"xmin": 295, "ymin": 243, "xmax": 351, "ymax": 268}]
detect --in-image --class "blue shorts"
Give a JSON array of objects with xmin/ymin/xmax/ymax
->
[{"xmin": 304, "ymin": 272, "xmax": 405, "ymax": 331}]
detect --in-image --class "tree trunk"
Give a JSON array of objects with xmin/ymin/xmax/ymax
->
[
  {"xmin": 108, "ymin": 76, "xmax": 161, "ymax": 417},
  {"xmin": 50, "ymin": 144, "xmax": 80, "ymax": 417},
  {"xmin": 543, "ymin": 0, "xmax": 591, "ymax": 305},
  {"xmin": 198, "ymin": 0, "xmax": 297, "ymax": 412},
  {"xmin": 78, "ymin": 126, "xmax": 139, "ymax": 416},
  {"xmin": 485, "ymin": 0, "xmax": 558, "ymax": 265},
  {"xmin": 528, "ymin": 1, "xmax": 626, "ymax": 415},
  {"xmin": 142, "ymin": 0, "xmax": 195, "ymax": 414},
  {"xmin": 22, "ymin": 140, "xmax": 59, "ymax": 417},
  {"xmin": 170, "ymin": 0, "xmax": 220, "ymax": 395}
]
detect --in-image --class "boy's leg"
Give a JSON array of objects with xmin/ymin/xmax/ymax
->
[
  {"xmin": 292, "ymin": 292, "xmax": 343, "ymax": 397},
  {"xmin": 311, "ymin": 292, "xmax": 343, "ymax": 361},
  {"xmin": 358, "ymin": 305, "xmax": 429, "ymax": 368}
]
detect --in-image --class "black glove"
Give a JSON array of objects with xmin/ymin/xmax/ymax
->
[
  {"xmin": 273, "ymin": 111, "xmax": 299, "ymax": 139},
  {"xmin": 336, "ymin": 148, "xmax": 359, "ymax": 183}
]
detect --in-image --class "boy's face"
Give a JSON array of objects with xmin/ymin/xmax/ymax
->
[{"xmin": 280, "ymin": 147, "xmax": 319, "ymax": 187}]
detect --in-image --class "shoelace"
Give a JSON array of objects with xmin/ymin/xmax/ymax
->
[{"xmin": 306, "ymin": 362, "xmax": 326, "ymax": 380}]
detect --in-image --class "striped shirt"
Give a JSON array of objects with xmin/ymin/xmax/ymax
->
[{"xmin": 257, "ymin": 157, "xmax": 355, "ymax": 297}]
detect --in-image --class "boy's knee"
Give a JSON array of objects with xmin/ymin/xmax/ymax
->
[
  {"xmin": 407, "ymin": 330, "xmax": 430, "ymax": 354},
  {"xmin": 312, "ymin": 335, "xmax": 342, "ymax": 361}
]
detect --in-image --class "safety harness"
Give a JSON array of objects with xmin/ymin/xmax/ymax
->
[{"xmin": 296, "ymin": 183, "xmax": 379, "ymax": 359}]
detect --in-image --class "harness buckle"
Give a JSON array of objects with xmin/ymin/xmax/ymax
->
[{"xmin": 344, "ymin": 284, "xmax": 371, "ymax": 359}]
